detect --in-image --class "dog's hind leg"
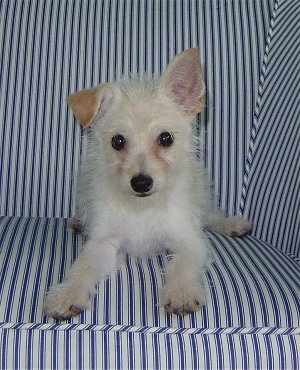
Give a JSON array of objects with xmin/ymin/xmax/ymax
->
[
  {"xmin": 206, "ymin": 215, "xmax": 252, "ymax": 237},
  {"xmin": 68, "ymin": 217, "xmax": 85, "ymax": 234}
]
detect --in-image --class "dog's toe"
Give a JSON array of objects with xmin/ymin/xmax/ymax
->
[
  {"xmin": 68, "ymin": 217, "xmax": 85, "ymax": 234},
  {"xmin": 69, "ymin": 304, "xmax": 84, "ymax": 315},
  {"xmin": 51, "ymin": 305, "xmax": 84, "ymax": 321},
  {"xmin": 52, "ymin": 312, "xmax": 73, "ymax": 322},
  {"xmin": 164, "ymin": 299, "xmax": 201, "ymax": 316},
  {"xmin": 43, "ymin": 283, "xmax": 90, "ymax": 320},
  {"xmin": 222, "ymin": 216, "xmax": 252, "ymax": 237},
  {"xmin": 230, "ymin": 218, "xmax": 252, "ymax": 237},
  {"xmin": 160, "ymin": 282, "xmax": 205, "ymax": 316}
]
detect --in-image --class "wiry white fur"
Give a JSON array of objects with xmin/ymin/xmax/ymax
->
[
  {"xmin": 44, "ymin": 50, "xmax": 252, "ymax": 319},
  {"xmin": 78, "ymin": 80, "xmax": 212, "ymax": 239}
]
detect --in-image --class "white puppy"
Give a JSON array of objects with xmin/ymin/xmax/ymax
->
[{"xmin": 44, "ymin": 49, "xmax": 251, "ymax": 319}]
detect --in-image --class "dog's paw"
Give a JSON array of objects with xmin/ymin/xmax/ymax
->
[
  {"xmin": 223, "ymin": 216, "xmax": 252, "ymax": 237},
  {"xmin": 208, "ymin": 215, "xmax": 252, "ymax": 237},
  {"xmin": 68, "ymin": 217, "xmax": 85, "ymax": 234},
  {"xmin": 159, "ymin": 282, "xmax": 206, "ymax": 316},
  {"xmin": 43, "ymin": 282, "xmax": 91, "ymax": 320}
]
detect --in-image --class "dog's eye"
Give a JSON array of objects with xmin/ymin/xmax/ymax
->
[
  {"xmin": 158, "ymin": 132, "xmax": 174, "ymax": 147},
  {"xmin": 111, "ymin": 135, "xmax": 126, "ymax": 151}
]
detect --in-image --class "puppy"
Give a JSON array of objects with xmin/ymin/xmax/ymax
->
[{"xmin": 44, "ymin": 48, "xmax": 251, "ymax": 319}]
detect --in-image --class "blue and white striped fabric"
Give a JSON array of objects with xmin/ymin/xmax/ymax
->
[
  {"xmin": 1, "ymin": 324, "xmax": 299, "ymax": 370},
  {"xmin": 240, "ymin": 0, "xmax": 300, "ymax": 257},
  {"xmin": 0, "ymin": 216, "xmax": 299, "ymax": 369},
  {"xmin": 1, "ymin": 0, "xmax": 300, "ymax": 369}
]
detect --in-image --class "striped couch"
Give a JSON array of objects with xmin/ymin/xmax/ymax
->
[{"xmin": 0, "ymin": 0, "xmax": 299, "ymax": 369}]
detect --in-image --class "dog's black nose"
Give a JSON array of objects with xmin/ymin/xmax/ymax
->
[{"xmin": 130, "ymin": 174, "xmax": 153, "ymax": 194}]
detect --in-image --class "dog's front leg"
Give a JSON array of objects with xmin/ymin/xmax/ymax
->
[
  {"xmin": 160, "ymin": 230, "xmax": 208, "ymax": 316},
  {"xmin": 43, "ymin": 237, "xmax": 119, "ymax": 320}
]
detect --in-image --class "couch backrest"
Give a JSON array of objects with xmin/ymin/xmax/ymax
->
[
  {"xmin": 1, "ymin": 0, "xmax": 299, "ymax": 256},
  {"xmin": 240, "ymin": 0, "xmax": 300, "ymax": 257}
]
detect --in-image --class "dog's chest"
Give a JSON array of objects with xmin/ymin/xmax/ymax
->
[{"xmin": 111, "ymin": 206, "xmax": 168, "ymax": 255}]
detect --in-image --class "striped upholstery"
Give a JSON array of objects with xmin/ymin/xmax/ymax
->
[
  {"xmin": 1, "ymin": 326, "xmax": 299, "ymax": 370},
  {"xmin": 0, "ymin": 217, "xmax": 299, "ymax": 369},
  {"xmin": 240, "ymin": 0, "xmax": 300, "ymax": 257},
  {"xmin": 0, "ymin": 0, "xmax": 300, "ymax": 369}
]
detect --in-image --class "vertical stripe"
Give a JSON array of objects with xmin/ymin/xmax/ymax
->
[{"xmin": 240, "ymin": 0, "xmax": 300, "ymax": 255}]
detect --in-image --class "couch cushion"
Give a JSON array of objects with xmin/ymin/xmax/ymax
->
[
  {"xmin": 1, "ymin": 322, "xmax": 299, "ymax": 370},
  {"xmin": 1, "ymin": 216, "xmax": 299, "ymax": 329},
  {"xmin": 1, "ymin": 216, "xmax": 299, "ymax": 369}
]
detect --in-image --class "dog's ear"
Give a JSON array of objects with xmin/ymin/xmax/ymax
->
[
  {"xmin": 67, "ymin": 84, "xmax": 118, "ymax": 127},
  {"xmin": 159, "ymin": 48, "xmax": 205, "ymax": 116}
]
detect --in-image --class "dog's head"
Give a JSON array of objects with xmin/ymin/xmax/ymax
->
[{"xmin": 68, "ymin": 49, "xmax": 205, "ymax": 199}]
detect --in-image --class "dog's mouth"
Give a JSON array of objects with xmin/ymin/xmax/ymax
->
[{"xmin": 134, "ymin": 193, "xmax": 152, "ymax": 198}]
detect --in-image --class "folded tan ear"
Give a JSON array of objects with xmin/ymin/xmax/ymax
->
[
  {"xmin": 159, "ymin": 48, "xmax": 206, "ymax": 116},
  {"xmin": 67, "ymin": 84, "xmax": 116, "ymax": 127}
]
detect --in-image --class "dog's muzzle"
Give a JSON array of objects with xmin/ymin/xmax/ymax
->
[{"xmin": 130, "ymin": 174, "xmax": 153, "ymax": 195}]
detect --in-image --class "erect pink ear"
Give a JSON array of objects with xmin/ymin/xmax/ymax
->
[
  {"xmin": 159, "ymin": 48, "xmax": 206, "ymax": 116},
  {"xmin": 67, "ymin": 84, "xmax": 117, "ymax": 128}
]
